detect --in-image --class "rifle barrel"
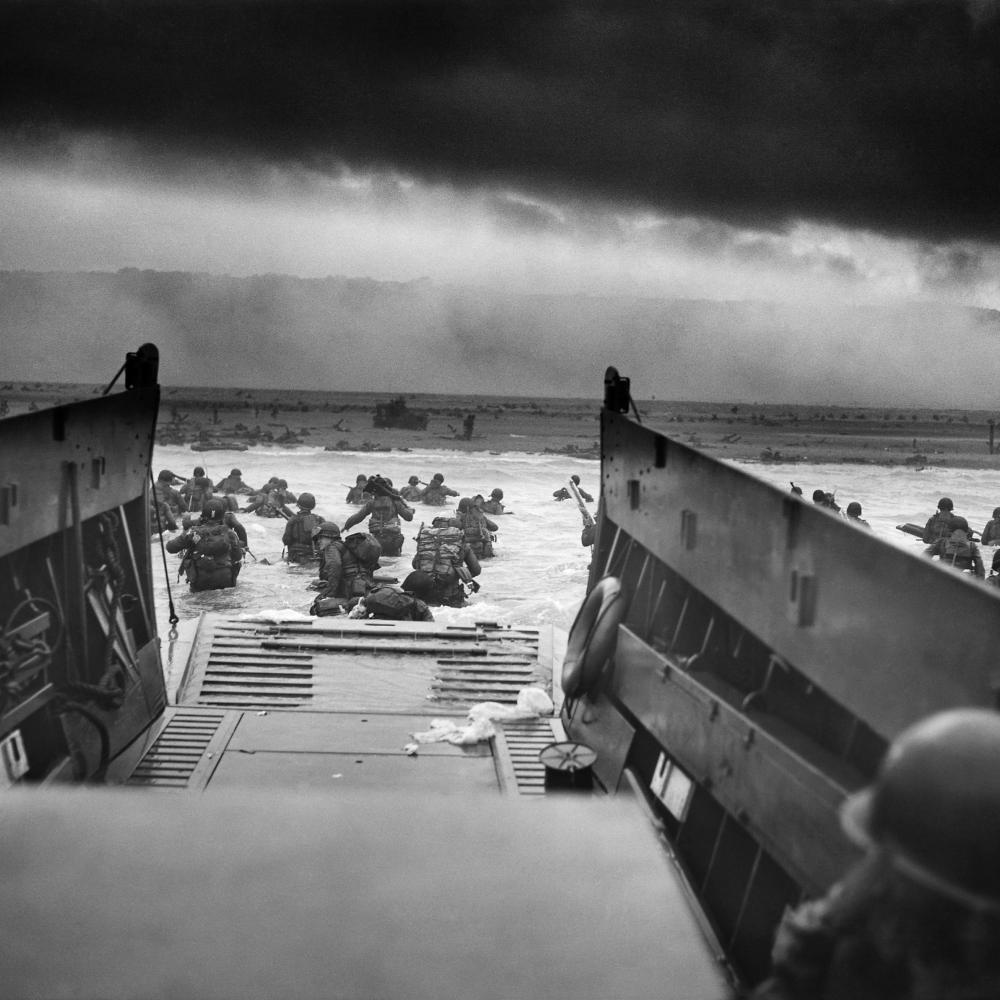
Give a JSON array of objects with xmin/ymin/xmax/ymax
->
[{"xmin": 567, "ymin": 480, "xmax": 596, "ymax": 527}]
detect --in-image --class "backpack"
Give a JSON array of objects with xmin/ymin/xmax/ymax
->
[
  {"xmin": 343, "ymin": 532, "xmax": 382, "ymax": 568},
  {"xmin": 413, "ymin": 525, "xmax": 464, "ymax": 582},
  {"xmin": 187, "ymin": 523, "xmax": 236, "ymax": 589},
  {"xmin": 943, "ymin": 532, "xmax": 973, "ymax": 564},
  {"xmin": 287, "ymin": 512, "xmax": 323, "ymax": 548},
  {"xmin": 361, "ymin": 587, "xmax": 417, "ymax": 620},
  {"xmin": 311, "ymin": 595, "xmax": 349, "ymax": 617}
]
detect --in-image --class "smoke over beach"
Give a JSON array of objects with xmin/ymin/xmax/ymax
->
[{"xmin": 2, "ymin": 270, "xmax": 999, "ymax": 406}]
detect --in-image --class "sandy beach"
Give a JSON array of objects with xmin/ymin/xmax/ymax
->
[{"xmin": 7, "ymin": 381, "xmax": 1000, "ymax": 470}]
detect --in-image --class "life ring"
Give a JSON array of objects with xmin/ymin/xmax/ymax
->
[{"xmin": 561, "ymin": 576, "xmax": 626, "ymax": 699}]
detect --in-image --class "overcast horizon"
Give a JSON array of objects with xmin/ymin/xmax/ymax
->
[{"xmin": 3, "ymin": 1, "xmax": 1000, "ymax": 403}]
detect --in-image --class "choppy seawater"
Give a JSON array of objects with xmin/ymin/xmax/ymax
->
[
  {"xmin": 150, "ymin": 445, "xmax": 600, "ymax": 690},
  {"xmin": 150, "ymin": 444, "xmax": 1000, "ymax": 691}
]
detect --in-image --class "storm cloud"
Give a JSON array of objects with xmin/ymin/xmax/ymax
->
[{"xmin": 3, "ymin": 0, "xmax": 1000, "ymax": 243}]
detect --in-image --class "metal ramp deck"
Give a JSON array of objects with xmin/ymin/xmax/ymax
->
[
  {"xmin": 128, "ymin": 614, "xmax": 568, "ymax": 795},
  {"xmin": 176, "ymin": 614, "xmax": 557, "ymax": 713}
]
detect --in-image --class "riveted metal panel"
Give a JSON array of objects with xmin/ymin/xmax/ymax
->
[
  {"xmin": 600, "ymin": 409, "xmax": 1000, "ymax": 741},
  {"xmin": 612, "ymin": 626, "xmax": 859, "ymax": 892},
  {"xmin": 0, "ymin": 388, "xmax": 159, "ymax": 557}
]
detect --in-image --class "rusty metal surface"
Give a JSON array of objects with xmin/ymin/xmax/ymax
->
[{"xmin": 599, "ymin": 408, "xmax": 1000, "ymax": 740}]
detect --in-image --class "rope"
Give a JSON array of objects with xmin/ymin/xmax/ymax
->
[
  {"xmin": 101, "ymin": 360, "xmax": 126, "ymax": 396},
  {"xmin": 150, "ymin": 469, "xmax": 180, "ymax": 625}
]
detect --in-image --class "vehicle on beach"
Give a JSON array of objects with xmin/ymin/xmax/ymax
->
[
  {"xmin": 2, "ymin": 348, "xmax": 998, "ymax": 996},
  {"xmin": 190, "ymin": 439, "xmax": 250, "ymax": 452},
  {"xmin": 372, "ymin": 394, "xmax": 429, "ymax": 431}
]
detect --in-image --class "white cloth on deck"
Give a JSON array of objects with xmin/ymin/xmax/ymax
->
[{"xmin": 408, "ymin": 686, "xmax": 554, "ymax": 749}]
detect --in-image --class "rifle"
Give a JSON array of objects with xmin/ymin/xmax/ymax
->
[{"xmin": 567, "ymin": 479, "xmax": 596, "ymax": 528}]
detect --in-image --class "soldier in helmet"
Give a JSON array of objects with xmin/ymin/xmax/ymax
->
[
  {"xmin": 925, "ymin": 515, "xmax": 985, "ymax": 577},
  {"xmin": 282, "ymin": 492, "xmax": 324, "ymax": 563},
  {"xmin": 553, "ymin": 475, "xmax": 594, "ymax": 502},
  {"xmin": 481, "ymin": 488, "xmax": 505, "ymax": 515},
  {"xmin": 179, "ymin": 467, "xmax": 215, "ymax": 512},
  {"xmin": 421, "ymin": 473, "xmax": 459, "ymax": 506},
  {"xmin": 753, "ymin": 708, "xmax": 1000, "ymax": 1000},
  {"xmin": 845, "ymin": 501, "xmax": 870, "ymax": 529},
  {"xmin": 215, "ymin": 467, "xmax": 252, "ymax": 495},
  {"xmin": 399, "ymin": 476, "xmax": 425, "ymax": 502},
  {"xmin": 165, "ymin": 498, "xmax": 244, "ymax": 591},
  {"xmin": 342, "ymin": 476, "xmax": 414, "ymax": 557},
  {"xmin": 311, "ymin": 521, "xmax": 342, "ymax": 581},
  {"xmin": 310, "ymin": 526, "xmax": 382, "ymax": 616},
  {"xmin": 345, "ymin": 475, "xmax": 371, "ymax": 505},
  {"xmin": 922, "ymin": 496, "xmax": 956, "ymax": 544},
  {"xmin": 153, "ymin": 469, "xmax": 185, "ymax": 519}
]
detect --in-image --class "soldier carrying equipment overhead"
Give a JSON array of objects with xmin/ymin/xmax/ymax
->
[{"xmin": 341, "ymin": 475, "xmax": 414, "ymax": 557}]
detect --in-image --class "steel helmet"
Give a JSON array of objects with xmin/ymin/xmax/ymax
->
[
  {"xmin": 408, "ymin": 476, "xmax": 420, "ymax": 485},
  {"xmin": 490, "ymin": 488, "xmax": 503, "ymax": 499},
  {"xmin": 938, "ymin": 497, "xmax": 954, "ymax": 511},
  {"xmin": 201, "ymin": 498, "xmax": 227, "ymax": 522},
  {"xmin": 311, "ymin": 521, "xmax": 341, "ymax": 540},
  {"xmin": 297, "ymin": 492, "xmax": 316, "ymax": 509},
  {"xmin": 846, "ymin": 502, "xmax": 862, "ymax": 516},
  {"xmin": 193, "ymin": 467, "xmax": 205, "ymax": 477},
  {"xmin": 840, "ymin": 708, "xmax": 1000, "ymax": 911}
]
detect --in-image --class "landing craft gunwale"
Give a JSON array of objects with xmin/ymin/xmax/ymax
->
[{"xmin": 562, "ymin": 367, "xmax": 1000, "ymax": 985}]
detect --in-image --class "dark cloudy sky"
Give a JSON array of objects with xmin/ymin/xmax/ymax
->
[{"xmin": 2, "ymin": 1, "xmax": 1000, "ymax": 398}]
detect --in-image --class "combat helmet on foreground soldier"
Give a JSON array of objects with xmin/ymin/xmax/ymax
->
[{"xmin": 753, "ymin": 708, "xmax": 1000, "ymax": 1000}]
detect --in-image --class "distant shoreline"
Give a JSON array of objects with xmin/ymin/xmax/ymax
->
[{"xmin": 6, "ymin": 382, "xmax": 1000, "ymax": 470}]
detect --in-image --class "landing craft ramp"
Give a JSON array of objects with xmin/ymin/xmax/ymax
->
[{"xmin": 115, "ymin": 614, "xmax": 573, "ymax": 796}]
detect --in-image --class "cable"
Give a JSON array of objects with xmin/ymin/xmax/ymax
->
[{"xmin": 150, "ymin": 469, "xmax": 180, "ymax": 626}]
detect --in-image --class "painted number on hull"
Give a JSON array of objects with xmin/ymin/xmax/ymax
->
[{"xmin": 650, "ymin": 753, "xmax": 693, "ymax": 822}]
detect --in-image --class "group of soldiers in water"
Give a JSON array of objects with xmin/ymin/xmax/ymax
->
[
  {"xmin": 916, "ymin": 495, "xmax": 1000, "ymax": 582},
  {"xmin": 152, "ymin": 464, "xmax": 531, "ymax": 621},
  {"xmin": 800, "ymin": 481, "xmax": 1000, "ymax": 583}
]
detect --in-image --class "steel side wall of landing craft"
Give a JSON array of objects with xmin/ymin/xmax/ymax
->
[
  {"xmin": 0, "ymin": 389, "xmax": 160, "ymax": 557},
  {"xmin": 600, "ymin": 409, "xmax": 999, "ymax": 742}
]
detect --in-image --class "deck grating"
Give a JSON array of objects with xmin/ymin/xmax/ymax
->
[{"xmin": 127, "ymin": 709, "xmax": 227, "ymax": 788}]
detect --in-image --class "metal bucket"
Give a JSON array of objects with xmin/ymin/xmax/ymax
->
[{"xmin": 539, "ymin": 740, "xmax": 597, "ymax": 792}]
